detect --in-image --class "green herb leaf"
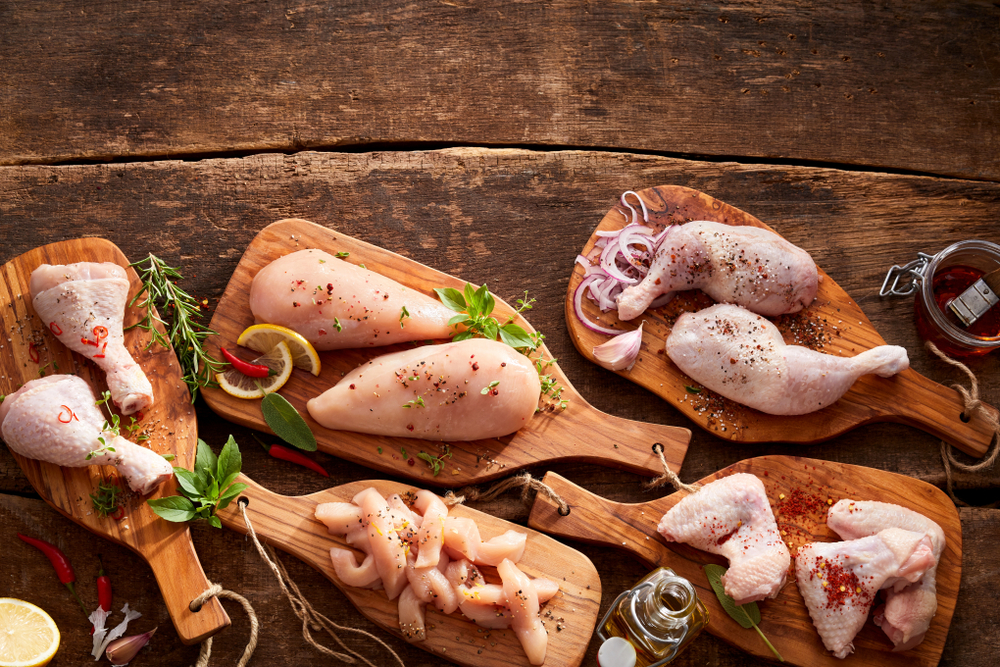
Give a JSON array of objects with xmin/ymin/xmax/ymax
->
[
  {"xmin": 399, "ymin": 305, "xmax": 410, "ymax": 328},
  {"xmin": 435, "ymin": 287, "xmax": 467, "ymax": 313},
  {"xmin": 217, "ymin": 435, "xmax": 242, "ymax": 484},
  {"xmin": 498, "ymin": 323, "xmax": 535, "ymax": 349},
  {"xmin": 261, "ymin": 393, "xmax": 317, "ymax": 451},
  {"xmin": 336, "ymin": 251, "xmax": 350, "ymax": 259},
  {"xmin": 704, "ymin": 564, "xmax": 783, "ymax": 661},
  {"xmin": 147, "ymin": 496, "xmax": 197, "ymax": 523},
  {"xmin": 217, "ymin": 482, "xmax": 248, "ymax": 511},
  {"xmin": 195, "ymin": 439, "xmax": 218, "ymax": 483},
  {"xmin": 685, "ymin": 385, "xmax": 702, "ymax": 394},
  {"xmin": 173, "ymin": 467, "xmax": 206, "ymax": 500}
]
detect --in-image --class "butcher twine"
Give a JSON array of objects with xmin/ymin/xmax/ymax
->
[
  {"xmin": 190, "ymin": 499, "xmax": 405, "ymax": 667},
  {"xmin": 645, "ymin": 443, "xmax": 700, "ymax": 494},
  {"xmin": 927, "ymin": 341, "xmax": 1000, "ymax": 508},
  {"xmin": 443, "ymin": 472, "xmax": 570, "ymax": 516}
]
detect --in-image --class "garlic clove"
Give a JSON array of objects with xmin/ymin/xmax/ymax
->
[
  {"xmin": 592, "ymin": 322, "xmax": 644, "ymax": 371},
  {"xmin": 105, "ymin": 627, "xmax": 157, "ymax": 665}
]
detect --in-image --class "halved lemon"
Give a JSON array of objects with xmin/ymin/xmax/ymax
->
[
  {"xmin": 236, "ymin": 324, "xmax": 321, "ymax": 376},
  {"xmin": 217, "ymin": 341, "xmax": 293, "ymax": 399},
  {"xmin": 0, "ymin": 598, "xmax": 60, "ymax": 667}
]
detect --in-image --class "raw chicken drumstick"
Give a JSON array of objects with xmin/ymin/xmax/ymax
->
[
  {"xmin": 657, "ymin": 473, "xmax": 790, "ymax": 605},
  {"xmin": 31, "ymin": 262, "xmax": 153, "ymax": 415},
  {"xmin": 0, "ymin": 375, "xmax": 172, "ymax": 494},
  {"xmin": 827, "ymin": 500, "xmax": 946, "ymax": 652},
  {"xmin": 616, "ymin": 221, "xmax": 819, "ymax": 320},
  {"xmin": 666, "ymin": 303, "xmax": 909, "ymax": 415},
  {"xmin": 796, "ymin": 527, "xmax": 936, "ymax": 659}
]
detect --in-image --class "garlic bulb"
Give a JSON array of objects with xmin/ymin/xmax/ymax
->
[{"xmin": 593, "ymin": 323, "xmax": 644, "ymax": 371}]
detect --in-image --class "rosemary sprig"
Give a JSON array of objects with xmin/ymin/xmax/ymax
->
[
  {"xmin": 90, "ymin": 481, "xmax": 124, "ymax": 519},
  {"xmin": 126, "ymin": 254, "xmax": 227, "ymax": 402}
]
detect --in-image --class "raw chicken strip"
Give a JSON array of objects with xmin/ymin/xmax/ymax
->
[
  {"xmin": 414, "ymin": 490, "xmax": 447, "ymax": 568},
  {"xmin": 329, "ymin": 548, "xmax": 382, "ymax": 588},
  {"xmin": 657, "ymin": 473, "xmax": 790, "ymax": 604},
  {"xmin": 499, "ymin": 558, "xmax": 548, "ymax": 666},
  {"xmin": 0, "ymin": 375, "xmax": 171, "ymax": 494},
  {"xmin": 307, "ymin": 338, "xmax": 541, "ymax": 441},
  {"xmin": 354, "ymin": 488, "xmax": 408, "ymax": 600},
  {"xmin": 796, "ymin": 528, "xmax": 937, "ymax": 659},
  {"xmin": 249, "ymin": 248, "xmax": 456, "ymax": 350},
  {"xmin": 315, "ymin": 502, "xmax": 363, "ymax": 534},
  {"xmin": 398, "ymin": 586, "xmax": 427, "ymax": 641},
  {"xmin": 30, "ymin": 262, "xmax": 154, "ymax": 415},
  {"xmin": 828, "ymin": 500, "xmax": 946, "ymax": 651},
  {"xmin": 666, "ymin": 303, "xmax": 909, "ymax": 415},
  {"xmin": 617, "ymin": 221, "xmax": 819, "ymax": 320}
]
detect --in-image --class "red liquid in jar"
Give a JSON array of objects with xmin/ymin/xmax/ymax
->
[{"xmin": 915, "ymin": 265, "xmax": 1000, "ymax": 356}]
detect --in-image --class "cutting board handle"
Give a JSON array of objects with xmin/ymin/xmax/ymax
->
[
  {"xmin": 890, "ymin": 370, "xmax": 997, "ymax": 458},
  {"xmin": 528, "ymin": 471, "xmax": 682, "ymax": 567},
  {"xmin": 145, "ymin": 524, "xmax": 230, "ymax": 645}
]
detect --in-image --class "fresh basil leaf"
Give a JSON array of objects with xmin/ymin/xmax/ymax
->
[
  {"xmin": 147, "ymin": 496, "xmax": 197, "ymax": 522},
  {"xmin": 208, "ymin": 515, "xmax": 222, "ymax": 529},
  {"xmin": 481, "ymin": 318, "xmax": 499, "ymax": 342},
  {"xmin": 217, "ymin": 435, "xmax": 242, "ymax": 485},
  {"xmin": 482, "ymin": 288, "xmax": 496, "ymax": 317},
  {"xmin": 218, "ymin": 471, "xmax": 240, "ymax": 496},
  {"xmin": 499, "ymin": 323, "xmax": 535, "ymax": 349},
  {"xmin": 173, "ymin": 467, "xmax": 205, "ymax": 499},
  {"xmin": 448, "ymin": 314, "xmax": 472, "ymax": 327},
  {"xmin": 217, "ymin": 482, "xmax": 248, "ymax": 511},
  {"xmin": 195, "ymin": 439, "xmax": 218, "ymax": 483},
  {"xmin": 463, "ymin": 283, "xmax": 478, "ymax": 314},
  {"xmin": 453, "ymin": 330, "xmax": 475, "ymax": 341},
  {"xmin": 434, "ymin": 287, "xmax": 466, "ymax": 312},
  {"xmin": 261, "ymin": 392, "xmax": 318, "ymax": 451}
]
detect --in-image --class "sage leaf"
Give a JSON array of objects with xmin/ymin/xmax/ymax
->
[
  {"xmin": 704, "ymin": 564, "xmax": 783, "ymax": 661},
  {"xmin": 261, "ymin": 392, "xmax": 317, "ymax": 451},
  {"xmin": 147, "ymin": 496, "xmax": 197, "ymax": 523}
]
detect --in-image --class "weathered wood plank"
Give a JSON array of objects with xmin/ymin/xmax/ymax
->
[{"xmin": 1, "ymin": 1, "xmax": 998, "ymax": 180}]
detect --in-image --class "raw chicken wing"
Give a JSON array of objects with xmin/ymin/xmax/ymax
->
[
  {"xmin": 0, "ymin": 375, "xmax": 171, "ymax": 494},
  {"xmin": 657, "ymin": 473, "xmax": 790, "ymax": 604},
  {"xmin": 307, "ymin": 338, "xmax": 541, "ymax": 441},
  {"xmin": 617, "ymin": 221, "xmax": 819, "ymax": 320},
  {"xmin": 666, "ymin": 303, "xmax": 909, "ymax": 415},
  {"xmin": 796, "ymin": 527, "xmax": 936, "ymax": 659},
  {"xmin": 249, "ymin": 249, "xmax": 456, "ymax": 350},
  {"xmin": 30, "ymin": 262, "xmax": 153, "ymax": 415},
  {"xmin": 828, "ymin": 500, "xmax": 945, "ymax": 651}
]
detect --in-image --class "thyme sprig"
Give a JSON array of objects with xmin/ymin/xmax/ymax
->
[
  {"xmin": 417, "ymin": 445, "xmax": 453, "ymax": 476},
  {"xmin": 126, "ymin": 254, "xmax": 227, "ymax": 402},
  {"xmin": 90, "ymin": 481, "xmax": 124, "ymax": 519}
]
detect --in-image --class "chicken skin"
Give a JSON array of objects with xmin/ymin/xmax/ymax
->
[
  {"xmin": 657, "ymin": 473, "xmax": 790, "ymax": 605},
  {"xmin": 0, "ymin": 375, "xmax": 172, "ymax": 494},
  {"xmin": 249, "ymin": 249, "xmax": 456, "ymax": 350},
  {"xmin": 616, "ymin": 221, "xmax": 819, "ymax": 320},
  {"xmin": 30, "ymin": 262, "xmax": 153, "ymax": 415},
  {"xmin": 666, "ymin": 303, "xmax": 909, "ymax": 415}
]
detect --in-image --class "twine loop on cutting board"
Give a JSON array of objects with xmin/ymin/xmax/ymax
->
[
  {"xmin": 645, "ymin": 443, "xmax": 700, "ymax": 494},
  {"xmin": 443, "ymin": 472, "xmax": 571, "ymax": 516},
  {"xmin": 927, "ymin": 341, "xmax": 1000, "ymax": 507},
  {"xmin": 190, "ymin": 583, "xmax": 259, "ymax": 667}
]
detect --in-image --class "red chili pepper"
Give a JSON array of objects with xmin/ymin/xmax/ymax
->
[
  {"xmin": 221, "ymin": 347, "xmax": 272, "ymax": 378},
  {"xmin": 57, "ymin": 405, "xmax": 78, "ymax": 423},
  {"xmin": 49, "ymin": 322, "xmax": 63, "ymax": 336},
  {"xmin": 91, "ymin": 555, "xmax": 113, "ymax": 635},
  {"xmin": 253, "ymin": 435, "xmax": 328, "ymax": 477},
  {"xmin": 17, "ymin": 533, "xmax": 88, "ymax": 616},
  {"xmin": 28, "ymin": 342, "xmax": 40, "ymax": 363},
  {"xmin": 93, "ymin": 341, "xmax": 107, "ymax": 359}
]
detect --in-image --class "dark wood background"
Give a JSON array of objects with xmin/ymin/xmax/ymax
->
[{"xmin": 2, "ymin": 2, "xmax": 998, "ymax": 666}]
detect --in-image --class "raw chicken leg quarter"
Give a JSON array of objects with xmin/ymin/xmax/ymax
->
[{"xmin": 666, "ymin": 303, "xmax": 909, "ymax": 415}]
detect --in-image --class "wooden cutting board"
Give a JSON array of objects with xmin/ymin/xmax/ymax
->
[
  {"xmin": 566, "ymin": 185, "xmax": 997, "ymax": 457},
  {"xmin": 203, "ymin": 218, "xmax": 690, "ymax": 485},
  {"xmin": 528, "ymin": 455, "xmax": 962, "ymax": 667},
  {"xmin": 215, "ymin": 474, "xmax": 601, "ymax": 667},
  {"xmin": 0, "ymin": 239, "xmax": 229, "ymax": 645}
]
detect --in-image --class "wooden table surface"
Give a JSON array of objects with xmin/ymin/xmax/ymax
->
[{"xmin": 2, "ymin": 2, "xmax": 999, "ymax": 666}]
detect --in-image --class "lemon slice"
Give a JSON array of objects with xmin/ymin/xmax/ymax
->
[
  {"xmin": 236, "ymin": 324, "xmax": 321, "ymax": 376},
  {"xmin": 217, "ymin": 341, "xmax": 293, "ymax": 399},
  {"xmin": 0, "ymin": 598, "xmax": 60, "ymax": 667}
]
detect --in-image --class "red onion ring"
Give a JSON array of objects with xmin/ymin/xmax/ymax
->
[{"xmin": 573, "ymin": 276, "xmax": 622, "ymax": 335}]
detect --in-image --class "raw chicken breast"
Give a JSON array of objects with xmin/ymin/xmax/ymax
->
[
  {"xmin": 617, "ymin": 221, "xmax": 819, "ymax": 320},
  {"xmin": 307, "ymin": 338, "xmax": 541, "ymax": 441},
  {"xmin": 0, "ymin": 375, "xmax": 171, "ymax": 494},
  {"xmin": 666, "ymin": 303, "xmax": 909, "ymax": 415},
  {"xmin": 658, "ymin": 473, "xmax": 789, "ymax": 604},
  {"xmin": 828, "ymin": 500, "xmax": 946, "ymax": 652},
  {"xmin": 499, "ymin": 558, "xmax": 548, "ymax": 666},
  {"xmin": 796, "ymin": 528, "xmax": 937, "ymax": 659},
  {"xmin": 30, "ymin": 262, "xmax": 153, "ymax": 415},
  {"xmin": 249, "ymin": 249, "xmax": 456, "ymax": 350}
]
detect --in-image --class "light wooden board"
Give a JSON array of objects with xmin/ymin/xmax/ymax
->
[
  {"xmin": 216, "ymin": 474, "xmax": 601, "ymax": 667},
  {"xmin": 0, "ymin": 239, "xmax": 229, "ymax": 644},
  {"xmin": 566, "ymin": 185, "xmax": 997, "ymax": 457},
  {"xmin": 528, "ymin": 455, "xmax": 961, "ymax": 667},
  {"xmin": 202, "ymin": 218, "xmax": 690, "ymax": 486}
]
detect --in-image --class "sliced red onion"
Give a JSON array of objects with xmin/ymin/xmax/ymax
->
[
  {"xmin": 573, "ymin": 276, "xmax": 622, "ymax": 335},
  {"xmin": 620, "ymin": 191, "xmax": 649, "ymax": 225}
]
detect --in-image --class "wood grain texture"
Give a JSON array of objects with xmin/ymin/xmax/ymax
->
[
  {"xmin": 1, "ymin": 2, "xmax": 999, "ymax": 180},
  {"xmin": 202, "ymin": 218, "xmax": 690, "ymax": 485},
  {"xmin": 214, "ymin": 474, "xmax": 601, "ymax": 667},
  {"xmin": 0, "ymin": 239, "xmax": 229, "ymax": 644},
  {"xmin": 529, "ymin": 456, "xmax": 962, "ymax": 667},
  {"xmin": 567, "ymin": 185, "xmax": 998, "ymax": 456}
]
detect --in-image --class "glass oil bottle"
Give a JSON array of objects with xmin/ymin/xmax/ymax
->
[{"xmin": 596, "ymin": 567, "xmax": 709, "ymax": 667}]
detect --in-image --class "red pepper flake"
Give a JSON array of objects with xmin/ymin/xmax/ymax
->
[
  {"xmin": 28, "ymin": 342, "xmax": 40, "ymax": 363},
  {"xmin": 777, "ymin": 487, "xmax": 836, "ymax": 519},
  {"xmin": 812, "ymin": 556, "xmax": 866, "ymax": 608},
  {"xmin": 49, "ymin": 322, "xmax": 63, "ymax": 336},
  {"xmin": 57, "ymin": 405, "xmax": 78, "ymax": 423},
  {"xmin": 293, "ymin": 302, "xmax": 301, "ymax": 307}
]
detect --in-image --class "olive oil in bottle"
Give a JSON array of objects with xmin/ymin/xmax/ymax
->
[{"xmin": 596, "ymin": 567, "xmax": 709, "ymax": 667}]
